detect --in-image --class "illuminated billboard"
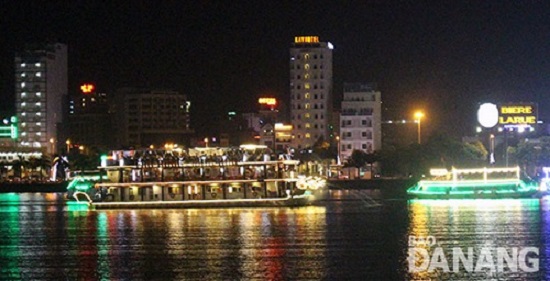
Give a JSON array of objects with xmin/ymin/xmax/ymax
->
[{"xmin": 477, "ymin": 102, "xmax": 537, "ymax": 128}]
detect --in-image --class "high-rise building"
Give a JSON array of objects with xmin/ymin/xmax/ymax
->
[
  {"xmin": 339, "ymin": 83, "xmax": 382, "ymax": 161},
  {"xmin": 112, "ymin": 88, "xmax": 193, "ymax": 148},
  {"xmin": 289, "ymin": 36, "xmax": 333, "ymax": 149},
  {"xmin": 68, "ymin": 84, "xmax": 112, "ymax": 151},
  {"xmin": 14, "ymin": 43, "xmax": 67, "ymax": 154}
]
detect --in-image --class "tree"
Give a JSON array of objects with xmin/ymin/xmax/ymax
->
[{"xmin": 346, "ymin": 150, "xmax": 368, "ymax": 178}]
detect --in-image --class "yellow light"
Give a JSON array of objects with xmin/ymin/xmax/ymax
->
[
  {"xmin": 80, "ymin": 84, "xmax": 95, "ymax": 93},
  {"xmin": 258, "ymin": 98, "xmax": 277, "ymax": 106},
  {"xmin": 414, "ymin": 111, "xmax": 424, "ymax": 120},
  {"xmin": 294, "ymin": 36, "xmax": 320, "ymax": 43}
]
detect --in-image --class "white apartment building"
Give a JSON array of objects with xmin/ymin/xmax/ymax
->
[
  {"xmin": 339, "ymin": 83, "xmax": 382, "ymax": 162},
  {"xmin": 15, "ymin": 43, "xmax": 67, "ymax": 154},
  {"xmin": 289, "ymin": 36, "xmax": 333, "ymax": 149}
]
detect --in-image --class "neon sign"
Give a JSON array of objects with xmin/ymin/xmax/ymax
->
[
  {"xmin": 258, "ymin": 98, "xmax": 277, "ymax": 106},
  {"xmin": 80, "ymin": 84, "xmax": 95, "ymax": 94}
]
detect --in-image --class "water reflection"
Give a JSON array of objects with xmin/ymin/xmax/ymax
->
[
  {"xmin": 407, "ymin": 199, "xmax": 544, "ymax": 280},
  {"xmin": 1, "ymin": 192, "xmax": 550, "ymax": 280}
]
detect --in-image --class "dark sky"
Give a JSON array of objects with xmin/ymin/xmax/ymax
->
[{"xmin": 1, "ymin": 1, "xmax": 550, "ymax": 136}]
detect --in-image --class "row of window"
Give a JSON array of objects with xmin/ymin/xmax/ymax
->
[
  {"xmin": 18, "ymin": 72, "xmax": 43, "ymax": 78},
  {"xmin": 341, "ymin": 131, "xmax": 373, "ymax": 139},
  {"xmin": 292, "ymin": 113, "xmax": 325, "ymax": 120},
  {"xmin": 290, "ymin": 83, "xmax": 326, "ymax": 90},
  {"xmin": 341, "ymin": 143, "xmax": 373, "ymax": 151},
  {"xmin": 341, "ymin": 108, "xmax": 374, "ymax": 116},
  {"xmin": 19, "ymin": 82, "xmax": 44, "ymax": 91},
  {"xmin": 291, "ymin": 74, "xmax": 325, "ymax": 80},
  {"xmin": 19, "ymin": 62, "xmax": 42, "ymax": 68},
  {"xmin": 292, "ymin": 103, "xmax": 326, "ymax": 110},
  {"xmin": 294, "ymin": 123, "xmax": 325, "ymax": 130},
  {"xmin": 20, "ymin": 92, "xmax": 43, "ymax": 98},
  {"xmin": 290, "ymin": 63, "xmax": 325, "ymax": 70},
  {"xmin": 291, "ymin": 93, "xmax": 325, "ymax": 100},
  {"xmin": 292, "ymin": 54, "xmax": 324, "ymax": 60},
  {"xmin": 341, "ymin": 119, "xmax": 373, "ymax": 127}
]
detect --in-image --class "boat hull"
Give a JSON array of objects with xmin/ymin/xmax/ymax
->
[
  {"xmin": 407, "ymin": 190, "xmax": 539, "ymax": 200},
  {"xmin": 90, "ymin": 195, "xmax": 312, "ymax": 209}
]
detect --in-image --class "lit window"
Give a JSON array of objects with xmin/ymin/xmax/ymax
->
[
  {"xmin": 305, "ymin": 133, "xmax": 311, "ymax": 138},
  {"xmin": 21, "ymin": 123, "xmax": 26, "ymax": 127},
  {"xmin": 35, "ymin": 62, "xmax": 41, "ymax": 67},
  {"xmin": 304, "ymin": 64, "xmax": 310, "ymax": 70},
  {"xmin": 37, "ymin": 132, "xmax": 42, "ymax": 136},
  {"xmin": 304, "ymin": 54, "xmax": 310, "ymax": 60},
  {"xmin": 35, "ymin": 102, "xmax": 41, "ymax": 107},
  {"xmin": 36, "ymin": 72, "xmax": 41, "ymax": 77},
  {"xmin": 21, "ymin": 63, "xmax": 26, "ymax": 67},
  {"xmin": 36, "ymin": 112, "xmax": 41, "ymax": 116},
  {"xmin": 304, "ymin": 83, "xmax": 310, "ymax": 89},
  {"xmin": 21, "ymin": 82, "xmax": 25, "ymax": 88},
  {"xmin": 21, "ymin": 92, "xmax": 26, "ymax": 97},
  {"xmin": 305, "ymin": 103, "xmax": 310, "ymax": 109},
  {"xmin": 36, "ymin": 122, "xmax": 41, "ymax": 126},
  {"xmin": 304, "ymin": 74, "xmax": 309, "ymax": 79},
  {"xmin": 21, "ymin": 73, "xmax": 26, "ymax": 77},
  {"xmin": 36, "ymin": 92, "xmax": 41, "ymax": 96},
  {"xmin": 21, "ymin": 102, "xmax": 26, "ymax": 107},
  {"xmin": 21, "ymin": 112, "xmax": 26, "ymax": 116},
  {"xmin": 305, "ymin": 123, "xmax": 311, "ymax": 128},
  {"xmin": 305, "ymin": 113, "xmax": 310, "ymax": 118},
  {"xmin": 21, "ymin": 132, "xmax": 26, "ymax": 136},
  {"xmin": 305, "ymin": 93, "xmax": 310, "ymax": 99}
]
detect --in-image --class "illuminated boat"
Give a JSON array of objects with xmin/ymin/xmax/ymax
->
[
  {"xmin": 67, "ymin": 145, "xmax": 326, "ymax": 209},
  {"xmin": 407, "ymin": 166, "xmax": 539, "ymax": 199}
]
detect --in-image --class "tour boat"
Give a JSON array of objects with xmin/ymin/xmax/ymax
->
[
  {"xmin": 67, "ymin": 145, "xmax": 326, "ymax": 209},
  {"xmin": 407, "ymin": 166, "xmax": 539, "ymax": 199}
]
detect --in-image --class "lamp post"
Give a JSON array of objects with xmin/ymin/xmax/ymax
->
[
  {"xmin": 336, "ymin": 135, "xmax": 341, "ymax": 165},
  {"xmin": 414, "ymin": 111, "xmax": 424, "ymax": 144},
  {"xmin": 65, "ymin": 139, "xmax": 70, "ymax": 154},
  {"xmin": 49, "ymin": 138, "xmax": 55, "ymax": 155}
]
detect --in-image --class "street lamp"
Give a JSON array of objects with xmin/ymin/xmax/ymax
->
[
  {"xmin": 66, "ymin": 139, "xmax": 70, "ymax": 154},
  {"xmin": 49, "ymin": 138, "xmax": 55, "ymax": 155},
  {"xmin": 336, "ymin": 135, "xmax": 341, "ymax": 165},
  {"xmin": 414, "ymin": 111, "xmax": 424, "ymax": 144}
]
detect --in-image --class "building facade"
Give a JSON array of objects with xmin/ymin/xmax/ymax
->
[
  {"xmin": 289, "ymin": 36, "xmax": 333, "ymax": 149},
  {"xmin": 339, "ymin": 83, "xmax": 382, "ymax": 161},
  {"xmin": 112, "ymin": 88, "xmax": 193, "ymax": 148},
  {"xmin": 14, "ymin": 43, "xmax": 68, "ymax": 154},
  {"xmin": 68, "ymin": 88, "xmax": 111, "ymax": 151}
]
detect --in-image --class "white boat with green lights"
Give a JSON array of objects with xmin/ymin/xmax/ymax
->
[
  {"xmin": 66, "ymin": 145, "xmax": 326, "ymax": 209},
  {"xmin": 407, "ymin": 166, "xmax": 539, "ymax": 199}
]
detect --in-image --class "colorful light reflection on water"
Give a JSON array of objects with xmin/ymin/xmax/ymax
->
[{"xmin": 1, "ymin": 192, "xmax": 550, "ymax": 280}]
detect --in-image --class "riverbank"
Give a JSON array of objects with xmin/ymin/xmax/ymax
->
[
  {"xmin": 327, "ymin": 178, "xmax": 416, "ymax": 199},
  {"xmin": 0, "ymin": 181, "xmax": 68, "ymax": 193}
]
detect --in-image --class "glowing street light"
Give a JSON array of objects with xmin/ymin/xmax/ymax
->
[
  {"xmin": 414, "ymin": 111, "xmax": 425, "ymax": 144},
  {"xmin": 66, "ymin": 139, "xmax": 71, "ymax": 154},
  {"xmin": 336, "ymin": 135, "xmax": 341, "ymax": 165}
]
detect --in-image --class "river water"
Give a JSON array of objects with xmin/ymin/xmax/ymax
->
[{"xmin": 0, "ymin": 190, "xmax": 548, "ymax": 280}]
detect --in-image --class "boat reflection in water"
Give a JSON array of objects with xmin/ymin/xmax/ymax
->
[{"xmin": 407, "ymin": 198, "xmax": 545, "ymax": 280}]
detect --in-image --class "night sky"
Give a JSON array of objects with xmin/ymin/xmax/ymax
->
[{"xmin": 1, "ymin": 1, "xmax": 550, "ymax": 136}]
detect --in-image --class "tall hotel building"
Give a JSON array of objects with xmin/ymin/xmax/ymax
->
[
  {"xmin": 14, "ymin": 43, "xmax": 68, "ymax": 154},
  {"xmin": 289, "ymin": 36, "xmax": 333, "ymax": 149},
  {"xmin": 339, "ymin": 83, "xmax": 382, "ymax": 161}
]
